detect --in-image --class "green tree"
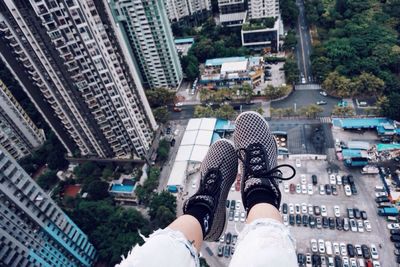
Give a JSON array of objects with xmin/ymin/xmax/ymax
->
[
  {"xmin": 331, "ymin": 106, "xmax": 356, "ymax": 116},
  {"xmin": 153, "ymin": 206, "xmax": 176, "ymax": 229},
  {"xmin": 47, "ymin": 151, "xmax": 69, "ymax": 170},
  {"xmin": 149, "ymin": 191, "xmax": 176, "ymax": 218},
  {"xmin": 153, "ymin": 106, "xmax": 170, "ymax": 124},
  {"xmin": 102, "ymin": 167, "xmax": 113, "ymax": 180},
  {"xmin": 322, "ymin": 72, "xmax": 352, "ymax": 97},
  {"xmin": 145, "ymin": 88, "xmax": 175, "ymax": 108},
  {"xmin": 282, "ymin": 30, "xmax": 298, "ymax": 51},
  {"xmin": 255, "ymin": 107, "xmax": 264, "ymax": 116},
  {"xmin": 74, "ymin": 162, "xmax": 98, "ymax": 180},
  {"xmin": 157, "ymin": 139, "xmax": 170, "ymax": 162},
  {"xmin": 351, "ymin": 72, "xmax": 384, "ymax": 96},
  {"xmin": 283, "ymin": 59, "xmax": 300, "ymax": 84},
  {"xmin": 241, "ymin": 84, "xmax": 253, "ymax": 102},
  {"xmin": 87, "ymin": 180, "xmax": 109, "ymax": 201},
  {"xmin": 264, "ymin": 85, "xmax": 291, "ymax": 99},
  {"xmin": 214, "ymin": 104, "xmax": 237, "ymax": 120},
  {"xmin": 378, "ymin": 93, "xmax": 400, "ymax": 120},
  {"xmin": 194, "ymin": 105, "xmax": 215, "ymax": 118},
  {"xmin": 37, "ymin": 171, "xmax": 59, "ymax": 190},
  {"xmin": 280, "ymin": 0, "xmax": 299, "ymax": 27},
  {"xmin": 299, "ymin": 104, "xmax": 324, "ymax": 118}
]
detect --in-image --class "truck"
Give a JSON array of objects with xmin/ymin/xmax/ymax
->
[
  {"xmin": 378, "ymin": 207, "xmax": 399, "ymax": 216},
  {"xmin": 361, "ymin": 165, "xmax": 379, "ymax": 174}
]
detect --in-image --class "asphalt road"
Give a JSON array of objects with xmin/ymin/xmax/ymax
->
[
  {"xmin": 271, "ymin": 90, "xmax": 339, "ymax": 116},
  {"xmin": 296, "ymin": 0, "xmax": 313, "ymax": 83}
]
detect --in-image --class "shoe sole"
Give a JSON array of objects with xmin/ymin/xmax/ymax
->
[{"xmin": 204, "ymin": 139, "xmax": 238, "ymax": 241}]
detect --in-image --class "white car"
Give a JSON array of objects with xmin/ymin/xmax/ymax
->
[
  {"xmin": 307, "ymin": 184, "xmax": 313, "ymax": 195},
  {"xmin": 350, "ymin": 258, "xmax": 357, "ymax": 267},
  {"xmin": 289, "ymin": 203, "xmax": 294, "ymax": 214},
  {"xmin": 334, "ymin": 205, "xmax": 340, "ymax": 217},
  {"xmin": 234, "ymin": 211, "xmax": 239, "ymax": 222},
  {"xmin": 236, "ymin": 200, "xmax": 241, "ymax": 210},
  {"xmin": 342, "ymin": 257, "xmax": 349, "ymax": 267},
  {"xmin": 295, "ymin": 204, "xmax": 301, "ymax": 214},
  {"xmin": 370, "ymin": 244, "xmax": 379, "ymax": 260},
  {"xmin": 301, "ymin": 174, "xmax": 307, "ymax": 185},
  {"xmin": 364, "ymin": 220, "xmax": 372, "ymax": 232},
  {"xmin": 301, "ymin": 203, "xmax": 308, "ymax": 214},
  {"xmin": 301, "ymin": 184, "xmax": 307, "ymax": 194},
  {"xmin": 306, "ymin": 254, "xmax": 312, "ymax": 267},
  {"xmin": 192, "ymin": 180, "xmax": 197, "ymax": 188},
  {"xmin": 327, "ymin": 257, "xmax": 335, "ymax": 267},
  {"xmin": 330, "ymin": 174, "xmax": 336, "ymax": 184},
  {"xmin": 375, "ymin": 192, "xmax": 387, "ymax": 197},
  {"xmin": 318, "ymin": 239, "xmax": 325, "ymax": 253},
  {"xmin": 308, "ymin": 204, "xmax": 313, "ymax": 215},
  {"xmin": 340, "ymin": 243, "xmax": 347, "ymax": 256},
  {"xmin": 387, "ymin": 223, "xmax": 400, "ymax": 229},
  {"xmin": 321, "ymin": 205, "xmax": 328, "ymax": 217},
  {"xmin": 344, "ymin": 185, "xmax": 352, "ymax": 196},
  {"xmin": 357, "ymin": 259, "xmax": 366, "ymax": 267},
  {"xmin": 336, "ymin": 175, "xmax": 342, "ymax": 185},
  {"xmin": 311, "ymin": 239, "xmax": 318, "ymax": 253},
  {"xmin": 319, "ymin": 184, "xmax": 325, "ymax": 195},
  {"xmin": 357, "ymin": 220, "xmax": 364, "ymax": 232},
  {"xmin": 333, "ymin": 242, "xmax": 340, "ymax": 256},
  {"xmin": 320, "ymin": 91, "xmax": 327, "ymax": 96},
  {"xmin": 372, "ymin": 261, "xmax": 381, "ymax": 267},
  {"xmin": 296, "ymin": 159, "xmax": 301, "ymax": 168},
  {"xmin": 355, "ymin": 245, "xmax": 362, "ymax": 257},
  {"xmin": 325, "ymin": 241, "xmax": 333, "ymax": 255},
  {"xmin": 240, "ymin": 212, "xmax": 246, "ymax": 223},
  {"xmin": 284, "ymin": 183, "xmax": 289, "ymax": 193},
  {"xmin": 296, "ymin": 184, "xmax": 301, "ymax": 194},
  {"xmin": 283, "ymin": 214, "xmax": 288, "ymax": 225},
  {"xmin": 350, "ymin": 219, "xmax": 358, "ymax": 232}
]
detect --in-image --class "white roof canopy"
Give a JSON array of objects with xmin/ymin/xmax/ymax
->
[
  {"xmin": 221, "ymin": 61, "xmax": 248, "ymax": 74},
  {"xmin": 167, "ymin": 161, "xmax": 188, "ymax": 187}
]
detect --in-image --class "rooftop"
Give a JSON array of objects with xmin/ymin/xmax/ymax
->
[
  {"xmin": 205, "ymin": 57, "xmax": 247, "ymax": 67},
  {"xmin": 175, "ymin": 38, "xmax": 195, "ymax": 44}
]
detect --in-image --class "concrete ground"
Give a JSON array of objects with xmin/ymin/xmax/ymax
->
[
  {"xmin": 264, "ymin": 62, "xmax": 286, "ymax": 88},
  {"xmin": 280, "ymin": 158, "xmax": 395, "ymax": 267}
]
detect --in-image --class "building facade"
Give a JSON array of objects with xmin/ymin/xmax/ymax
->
[
  {"xmin": 0, "ymin": 147, "xmax": 96, "ymax": 266},
  {"xmin": 106, "ymin": 0, "xmax": 183, "ymax": 90},
  {"xmin": 164, "ymin": 0, "xmax": 211, "ymax": 22},
  {"xmin": 0, "ymin": 79, "xmax": 45, "ymax": 160},
  {"xmin": 0, "ymin": 0, "xmax": 156, "ymax": 159},
  {"xmin": 218, "ymin": 0, "xmax": 247, "ymax": 27},
  {"xmin": 248, "ymin": 0, "xmax": 280, "ymax": 19}
]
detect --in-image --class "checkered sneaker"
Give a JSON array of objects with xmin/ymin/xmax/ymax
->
[
  {"xmin": 234, "ymin": 111, "xmax": 295, "ymax": 211},
  {"xmin": 183, "ymin": 139, "xmax": 238, "ymax": 241}
]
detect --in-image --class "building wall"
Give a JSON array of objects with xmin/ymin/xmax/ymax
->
[
  {"xmin": 0, "ymin": 147, "xmax": 96, "ymax": 266},
  {"xmin": 0, "ymin": 80, "xmax": 45, "ymax": 160},
  {"xmin": 0, "ymin": 0, "xmax": 155, "ymax": 159},
  {"xmin": 107, "ymin": 0, "xmax": 183, "ymax": 90},
  {"xmin": 164, "ymin": 0, "xmax": 211, "ymax": 22},
  {"xmin": 248, "ymin": 0, "xmax": 280, "ymax": 19}
]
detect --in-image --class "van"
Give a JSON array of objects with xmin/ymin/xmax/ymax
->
[
  {"xmin": 357, "ymin": 258, "xmax": 366, "ymax": 267},
  {"xmin": 375, "ymin": 185, "xmax": 384, "ymax": 192}
]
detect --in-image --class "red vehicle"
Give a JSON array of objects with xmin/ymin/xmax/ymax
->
[{"xmin": 289, "ymin": 183, "xmax": 295, "ymax": 194}]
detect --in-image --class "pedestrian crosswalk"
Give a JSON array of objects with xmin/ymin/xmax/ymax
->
[
  {"xmin": 319, "ymin": 117, "xmax": 332, "ymax": 124},
  {"xmin": 295, "ymin": 83, "xmax": 322, "ymax": 90}
]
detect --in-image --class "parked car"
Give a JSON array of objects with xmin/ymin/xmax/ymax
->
[
  {"xmin": 282, "ymin": 203, "xmax": 288, "ymax": 214},
  {"xmin": 297, "ymin": 253, "xmax": 306, "ymax": 265},
  {"xmin": 354, "ymin": 208, "xmax": 361, "ymax": 219},
  {"xmin": 361, "ymin": 244, "xmax": 371, "ymax": 259},
  {"xmin": 314, "ymin": 205, "xmax": 321, "ymax": 215},
  {"xmin": 345, "ymin": 185, "xmax": 352, "ymax": 196},
  {"xmin": 343, "ymin": 218, "xmax": 350, "ymax": 231},
  {"xmin": 332, "ymin": 185, "xmax": 338, "ymax": 196},
  {"xmin": 302, "ymin": 214, "xmax": 309, "ymax": 226},
  {"xmin": 321, "ymin": 205, "xmax": 328, "ymax": 216},
  {"xmin": 355, "ymin": 244, "xmax": 362, "ymax": 257},
  {"xmin": 325, "ymin": 184, "xmax": 332, "ymax": 195},
  {"xmin": 370, "ymin": 244, "xmax": 379, "ymax": 260},
  {"xmin": 309, "ymin": 215, "xmax": 316, "ymax": 228},
  {"xmin": 325, "ymin": 241, "xmax": 333, "ymax": 255},
  {"xmin": 307, "ymin": 184, "xmax": 313, "ymax": 195},
  {"xmin": 330, "ymin": 174, "xmax": 337, "ymax": 184},
  {"xmin": 312, "ymin": 175, "xmax": 318, "ymax": 185},
  {"xmin": 388, "ymin": 223, "xmax": 400, "ymax": 230},
  {"xmin": 329, "ymin": 217, "xmax": 335, "ymax": 229},
  {"xmin": 224, "ymin": 245, "xmax": 230, "ymax": 258},
  {"xmin": 364, "ymin": 220, "xmax": 372, "ymax": 232},
  {"xmin": 289, "ymin": 214, "xmax": 295, "ymax": 225},
  {"xmin": 289, "ymin": 183, "xmax": 295, "ymax": 194},
  {"xmin": 334, "ymin": 205, "xmax": 341, "ymax": 217},
  {"xmin": 333, "ymin": 243, "xmax": 340, "ymax": 256},
  {"xmin": 296, "ymin": 214, "xmax": 301, "ymax": 225},
  {"xmin": 348, "ymin": 208, "xmax": 354, "ymax": 219},
  {"xmin": 347, "ymin": 244, "xmax": 355, "ymax": 257},
  {"xmin": 340, "ymin": 243, "xmax": 347, "ymax": 256},
  {"xmin": 350, "ymin": 219, "xmax": 358, "ymax": 232},
  {"xmin": 391, "ymin": 235, "xmax": 400, "ymax": 242},
  {"xmin": 319, "ymin": 184, "xmax": 325, "ymax": 195},
  {"xmin": 351, "ymin": 184, "xmax": 358, "ymax": 195},
  {"xmin": 316, "ymin": 217, "xmax": 322, "ymax": 229},
  {"xmin": 322, "ymin": 217, "xmax": 329, "ymax": 228},
  {"xmin": 336, "ymin": 217, "xmax": 343, "ymax": 230},
  {"xmin": 334, "ymin": 255, "xmax": 342, "ymax": 267},
  {"xmin": 226, "ymin": 233, "xmax": 232, "ymax": 244},
  {"xmin": 361, "ymin": 211, "xmax": 368, "ymax": 220},
  {"xmin": 217, "ymin": 245, "xmax": 224, "ymax": 257},
  {"xmin": 311, "ymin": 239, "xmax": 318, "ymax": 253},
  {"xmin": 317, "ymin": 100, "xmax": 327, "ymax": 105},
  {"xmin": 318, "ymin": 239, "xmax": 325, "ymax": 253}
]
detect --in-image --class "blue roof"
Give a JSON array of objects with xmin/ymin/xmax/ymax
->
[
  {"xmin": 205, "ymin": 57, "xmax": 247, "ymax": 67},
  {"xmin": 215, "ymin": 119, "xmax": 235, "ymax": 131},
  {"xmin": 377, "ymin": 143, "xmax": 400, "ymax": 152},
  {"xmin": 342, "ymin": 149, "xmax": 362, "ymax": 159},
  {"xmin": 175, "ymin": 38, "xmax": 194, "ymax": 44},
  {"xmin": 332, "ymin": 118, "xmax": 393, "ymax": 129}
]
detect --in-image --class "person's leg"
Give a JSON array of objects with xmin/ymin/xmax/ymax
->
[
  {"xmin": 230, "ymin": 111, "xmax": 297, "ymax": 267},
  {"xmin": 117, "ymin": 139, "xmax": 238, "ymax": 267}
]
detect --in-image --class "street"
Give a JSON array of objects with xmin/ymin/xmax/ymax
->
[{"xmin": 295, "ymin": 0, "xmax": 313, "ymax": 83}]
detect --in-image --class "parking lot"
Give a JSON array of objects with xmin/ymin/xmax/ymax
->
[
  {"xmin": 281, "ymin": 158, "xmax": 395, "ymax": 266},
  {"xmin": 199, "ymin": 158, "xmax": 396, "ymax": 266}
]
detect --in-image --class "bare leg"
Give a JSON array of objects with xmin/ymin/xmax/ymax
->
[
  {"xmin": 246, "ymin": 203, "xmax": 282, "ymax": 224},
  {"xmin": 168, "ymin": 215, "xmax": 203, "ymax": 252}
]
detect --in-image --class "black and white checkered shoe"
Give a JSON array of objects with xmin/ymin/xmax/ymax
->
[
  {"xmin": 234, "ymin": 111, "xmax": 295, "ymax": 211},
  {"xmin": 183, "ymin": 139, "xmax": 238, "ymax": 241}
]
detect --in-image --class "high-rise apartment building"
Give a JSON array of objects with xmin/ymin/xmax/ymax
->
[
  {"xmin": 106, "ymin": 0, "xmax": 183, "ymax": 90},
  {"xmin": 218, "ymin": 0, "xmax": 247, "ymax": 27},
  {"xmin": 164, "ymin": 0, "xmax": 211, "ymax": 22},
  {"xmin": 0, "ymin": 147, "xmax": 96, "ymax": 266},
  {"xmin": 248, "ymin": 0, "xmax": 280, "ymax": 19},
  {"xmin": 0, "ymin": 0, "xmax": 156, "ymax": 159},
  {"xmin": 0, "ymin": 79, "xmax": 45, "ymax": 160}
]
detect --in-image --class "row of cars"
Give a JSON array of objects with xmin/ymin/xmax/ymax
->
[
  {"xmin": 298, "ymin": 241, "xmax": 380, "ymax": 267},
  {"xmin": 285, "ymin": 174, "xmax": 358, "ymax": 197},
  {"xmin": 282, "ymin": 203, "xmax": 371, "ymax": 232},
  {"xmin": 227, "ymin": 200, "xmax": 246, "ymax": 223},
  {"xmin": 217, "ymin": 232, "xmax": 237, "ymax": 258}
]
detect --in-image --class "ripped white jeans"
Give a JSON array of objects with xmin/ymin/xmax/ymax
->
[{"xmin": 116, "ymin": 218, "xmax": 297, "ymax": 267}]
